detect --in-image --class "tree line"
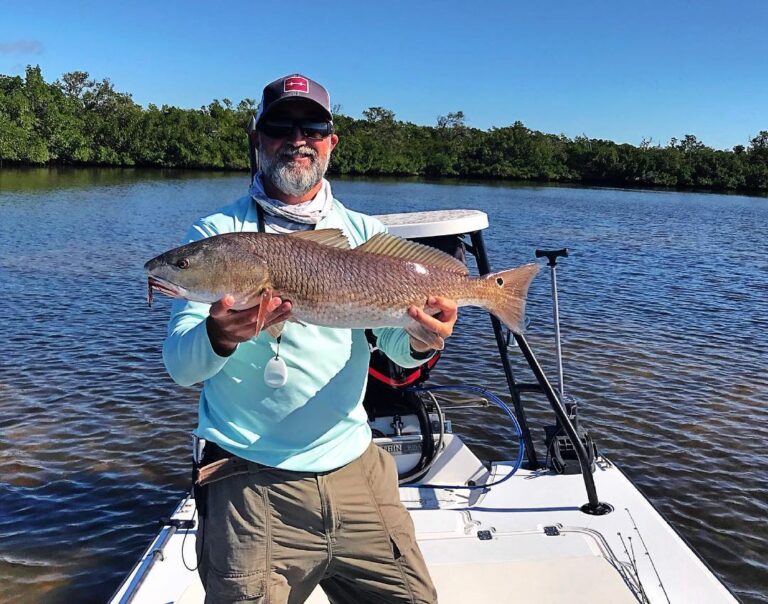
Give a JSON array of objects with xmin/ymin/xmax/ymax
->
[{"xmin": 2, "ymin": 66, "xmax": 767, "ymax": 193}]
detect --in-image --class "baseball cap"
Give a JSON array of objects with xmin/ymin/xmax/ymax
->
[{"xmin": 254, "ymin": 74, "xmax": 332, "ymax": 127}]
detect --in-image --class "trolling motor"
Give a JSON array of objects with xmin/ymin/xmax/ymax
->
[{"xmin": 535, "ymin": 249, "xmax": 598, "ymax": 476}]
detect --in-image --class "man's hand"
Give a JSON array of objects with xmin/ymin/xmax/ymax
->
[
  {"xmin": 206, "ymin": 294, "xmax": 292, "ymax": 357},
  {"xmin": 407, "ymin": 296, "xmax": 458, "ymax": 353}
]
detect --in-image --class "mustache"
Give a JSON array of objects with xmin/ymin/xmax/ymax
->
[{"xmin": 279, "ymin": 146, "xmax": 317, "ymax": 160}]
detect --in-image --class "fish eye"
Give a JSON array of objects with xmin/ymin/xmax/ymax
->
[
  {"xmin": 176, "ymin": 258, "xmax": 190, "ymax": 269},
  {"xmin": 496, "ymin": 277, "xmax": 504, "ymax": 286}
]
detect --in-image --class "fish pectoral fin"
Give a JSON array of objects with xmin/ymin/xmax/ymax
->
[
  {"xmin": 288, "ymin": 229, "xmax": 351, "ymax": 249},
  {"xmin": 254, "ymin": 289, "xmax": 274, "ymax": 337},
  {"xmin": 405, "ymin": 322, "xmax": 445, "ymax": 351},
  {"xmin": 266, "ymin": 321, "xmax": 285, "ymax": 339}
]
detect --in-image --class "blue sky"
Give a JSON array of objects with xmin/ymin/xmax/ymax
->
[{"xmin": 1, "ymin": 0, "xmax": 766, "ymax": 150}]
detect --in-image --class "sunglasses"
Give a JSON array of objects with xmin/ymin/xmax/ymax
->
[{"xmin": 259, "ymin": 119, "xmax": 334, "ymax": 140}]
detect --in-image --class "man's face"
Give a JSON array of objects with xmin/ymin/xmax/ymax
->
[{"xmin": 257, "ymin": 101, "xmax": 339, "ymax": 199}]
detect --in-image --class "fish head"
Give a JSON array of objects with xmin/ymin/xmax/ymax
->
[{"xmin": 144, "ymin": 235, "xmax": 271, "ymax": 306}]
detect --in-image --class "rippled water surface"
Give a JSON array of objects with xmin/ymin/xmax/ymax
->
[{"xmin": 1, "ymin": 168, "xmax": 766, "ymax": 603}]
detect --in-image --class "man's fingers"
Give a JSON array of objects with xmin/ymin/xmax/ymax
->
[
  {"xmin": 408, "ymin": 305, "xmax": 445, "ymax": 334},
  {"xmin": 263, "ymin": 302, "xmax": 292, "ymax": 328},
  {"xmin": 409, "ymin": 296, "xmax": 458, "ymax": 338},
  {"xmin": 426, "ymin": 295, "xmax": 454, "ymax": 310},
  {"xmin": 211, "ymin": 297, "xmax": 292, "ymax": 334},
  {"xmin": 266, "ymin": 297, "xmax": 283, "ymax": 313},
  {"xmin": 212, "ymin": 296, "xmax": 284, "ymax": 320},
  {"xmin": 265, "ymin": 311, "xmax": 293, "ymax": 328},
  {"xmin": 207, "ymin": 295, "xmax": 292, "ymax": 349},
  {"xmin": 426, "ymin": 295, "xmax": 458, "ymax": 320},
  {"xmin": 209, "ymin": 295, "xmax": 236, "ymax": 318}
]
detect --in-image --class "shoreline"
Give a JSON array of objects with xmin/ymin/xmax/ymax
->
[{"xmin": 1, "ymin": 164, "xmax": 767, "ymax": 199}]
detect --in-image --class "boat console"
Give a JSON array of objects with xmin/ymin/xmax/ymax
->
[{"xmin": 363, "ymin": 211, "xmax": 481, "ymax": 482}]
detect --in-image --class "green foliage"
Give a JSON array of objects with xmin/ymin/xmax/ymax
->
[
  {"xmin": 0, "ymin": 66, "xmax": 253, "ymax": 170},
  {"xmin": 0, "ymin": 66, "xmax": 766, "ymax": 193}
]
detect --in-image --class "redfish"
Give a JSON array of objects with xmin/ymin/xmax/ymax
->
[{"xmin": 145, "ymin": 229, "xmax": 539, "ymax": 349}]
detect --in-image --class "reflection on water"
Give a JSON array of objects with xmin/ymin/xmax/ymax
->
[{"xmin": 0, "ymin": 171, "xmax": 766, "ymax": 603}]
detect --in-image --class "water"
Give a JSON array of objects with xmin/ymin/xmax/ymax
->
[{"xmin": 0, "ymin": 168, "xmax": 766, "ymax": 603}]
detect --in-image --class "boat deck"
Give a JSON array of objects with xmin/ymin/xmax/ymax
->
[{"xmin": 111, "ymin": 436, "xmax": 735, "ymax": 604}]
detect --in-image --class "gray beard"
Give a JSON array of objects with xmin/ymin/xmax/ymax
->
[{"xmin": 259, "ymin": 146, "xmax": 330, "ymax": 197}]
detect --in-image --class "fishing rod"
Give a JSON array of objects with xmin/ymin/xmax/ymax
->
[{"xmin": 247, "ymin": 115, "xmax": 259, "ymax": 183}]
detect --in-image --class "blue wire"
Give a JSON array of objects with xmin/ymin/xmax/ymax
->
[{"xmin": 405, "ymin": 385, "xmax": 525, "ymax": 490}]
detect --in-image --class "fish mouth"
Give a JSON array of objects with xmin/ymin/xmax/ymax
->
[{"xmin": 147, "ymin": 276, "xmax": 188, "ymax": 306}]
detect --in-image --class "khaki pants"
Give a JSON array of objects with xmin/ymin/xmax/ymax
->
[{"xmin": 195, "ymin": 441, "xmax": 437, "ymax": 604}]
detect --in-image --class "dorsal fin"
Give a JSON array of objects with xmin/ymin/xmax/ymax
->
[
  {"xmin": 287, "ymin": 228, "xmax": 351, "ymax": 249},
  {"xmin": 356, "ymin": 232, "xmax": 469, "ymax": 274}
]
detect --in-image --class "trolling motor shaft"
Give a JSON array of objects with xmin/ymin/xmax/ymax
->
[
  {"xmin": 533, "ymin": 248, "xmax": 607, "ymax": 513},
  {"xmin": 535, "ymin": 249, "xmax": 568, "ymax": 399},
  {"xmin": 536, "ymin": 247, "xmax": 577, "ymax": 423}
]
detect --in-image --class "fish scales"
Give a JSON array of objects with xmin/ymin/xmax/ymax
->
[{"xmin": 260, "ymin": 235, "xmax": 468, "ymax": 328}]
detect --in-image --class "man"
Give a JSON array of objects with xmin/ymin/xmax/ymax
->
[{"xmin": 163, "ymin": 74, "xmax": 455, "ymax": 603}]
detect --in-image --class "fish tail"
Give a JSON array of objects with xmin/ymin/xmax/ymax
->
[{"xmin": 479, "ymin": 263, "xmax": 540, "ymax": 334}]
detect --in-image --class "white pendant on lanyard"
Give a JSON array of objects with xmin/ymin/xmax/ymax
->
[
  {"xmin": 264, "ymin": 335, "xmax": 288, "ymax": 388},
  {"xmin": 256, "ymin": 205, "xmax": 288, "ymax": 389}
]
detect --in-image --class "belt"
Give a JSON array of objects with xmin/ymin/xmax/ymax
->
[{"xmin": 195, "ymin": 441, "xmax": 247, "ymax": 487}]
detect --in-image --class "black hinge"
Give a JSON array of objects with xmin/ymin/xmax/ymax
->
[
  {"xmin": 159, "ymin": 517, "xmax": 195, "ymax": 530},
  {"xmin": 477, "ymin": 530, "xmax": 493, "ymax": 541},
  {"xmin": 544, "ymin": 526, "xmax": 561, "ymax": 536}
]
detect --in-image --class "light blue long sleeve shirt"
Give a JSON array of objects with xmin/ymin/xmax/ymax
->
[{"xmin": 163, "ymin": 195, "xmax": 429, "ymax": 472}]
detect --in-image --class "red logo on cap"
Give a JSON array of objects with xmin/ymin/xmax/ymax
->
[{"xmin": 284, "ymin": 77, "xmax": 309, "ymax": 94}]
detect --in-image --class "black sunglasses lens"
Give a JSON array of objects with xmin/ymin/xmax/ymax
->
[
  {"xmin": 260, "ymin": 119, "xmax": 332, "ymax": 139},
  {"xmin": 260, "ymin": 120, "xmax": 293, "ymax": 139},
  {"xmin": 300, "ymin": 121, "xmax": 332, "ymax": 139}
]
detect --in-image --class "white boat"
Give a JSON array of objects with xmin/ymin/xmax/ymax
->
[{"xmin": 111, "ymin": 210, "xmax": 738, "ymax": 604}]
